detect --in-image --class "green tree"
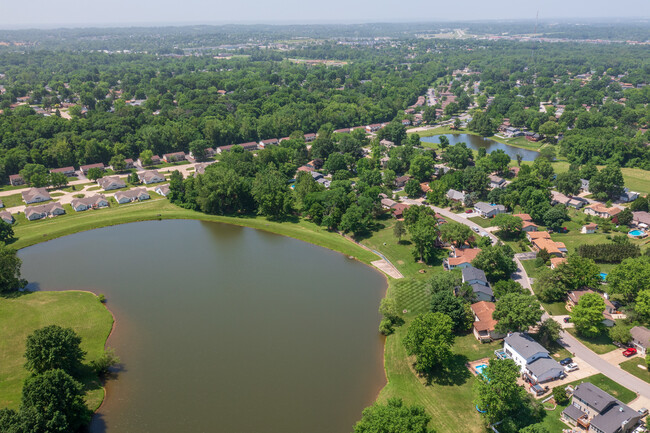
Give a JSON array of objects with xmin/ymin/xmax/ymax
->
[
  {"xmin": 19, "ymin": 164, "xmax": 48, "ymax": 187},
  {"xmin": 86, "ymin": 167, "xmax": 104, "ymax": 181},
  {"xmin": 353, "ymin": 398, "xmax": 433, "ymax": 433},
  {"xmin": 607, "ymin": 256, "xmax": 650, "ymax": 302},
  {"xmin": 402, "ymin": 312, "xmax": 454, "ymax": 373},
  {"xmin": 536, "ymin": 318, "xmax": 561, "ymax": 348},
  {"xmin": 493, "ymin": 214, "xmax": 523, "ymax": 239},
  {"xmin": 404, "ymin": 179, "xmax": 423, "ymax": 198},
  {"xmin": 20, "ymin": 369, "xmax": 90, "ymax": 433},
  {"xmin": 48, "ymin": 172, "xmax": 68, "ymax": 189},
  {"xmin": 590, "ymin": 165, "xmax": 625, "ymax": 201},
  {"xmin": 474, "ymin": 358, "xmax": 527, "ymax": 426},
  {"xmin": 442, "ymin": 143, "xmax": 473, "ymax": 169},
  {"xmin": 427, "ymin": 272, "xmax": 462, "ymax": 294},
  {"xmin": 109, "ymin": 154, "xmax": 126, "ymax": 172},
  {"xmin": 189, "ymin": 139, "xmax": 209, "ymax": 161},
  {"xmin": 438, "ymin": 222, "xmax": 474, "ymax": 247},
  {"xmin": 393, "ymin": 220, "xmax": 406, "ymax": 243},
  {"xmin": 609, "ymin": 323, "xmax": 632, "ymax": 345},
  {"xmin": 24, "ymin": 325, "xmax": 86, "ymax": 375},
  {"xmin": 0, "ymin": 221, "xmax": 14, "ymax": 243},
  {"xmin": 409, "ymin": 154, "xmax": 435, "ymax": 182},
  {"xmin": 555, "ymin": 255, "xmax": 601, "ymax": 294},
  {"xmin": 90, "ymin": 348, "xmax": 120, "ymax": 377},
  {"xmin": 617, "ymin": 208, "xmax": 633, "ymax": 226},
  {"xmin": 492, "ymin": 280, "xmax": 525, "ymax": 299},
  {"xmin": 635, "ymin": 289, "xmax": 650, "ymax": 321},
  {"xmin": 472, "ymin": 244, "xmax": 517, "ymax": 283},
  {"xmin": 542, "ymin": 205, "xmax": 568, "ymax": 231},
  {"xmin": 555, "ymin": 171, "xmax": 581, "ymax": 196},
  {"xmin": 340, "ymin": 204, "xmax": 370, "ymax": 236},
  {"xmin": 430, "ymin": 289, "xmax": 472, "ymax": 333},
  {"xmin": 493, "ymin": 293, "xmax": 543, "ymax": 333},
  {"xmin": 139, "ymin": 149, "xmax": 154, "ymax": 166},
  {"xmin": 0, "ymin": 247, "xmax": 24, "ymax": 293},
  {"xmin": 409, "ymin": 214, "xmax": 439, "ymax": 263},
  {"xmin": 552, "ymin": 387, "xmax": 569, "ymax": 406},
  {"xmin": 251, "ymin": 169, "xmax": 293, "ymax": 220},
  {"xmin": 571, "ymin": 292, "xmax": 606, "ymax": 337}
]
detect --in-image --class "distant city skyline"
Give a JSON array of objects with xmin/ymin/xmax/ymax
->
[{"xmin": 1, "ymin": 0, "xmax": 649, "ymax": 29}]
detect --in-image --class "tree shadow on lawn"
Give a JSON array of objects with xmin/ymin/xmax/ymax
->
[{"xmin": 421, "ymin": 354, "xmax": 472, "ymax": 386}]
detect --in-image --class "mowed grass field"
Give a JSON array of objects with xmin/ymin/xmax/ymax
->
[{"xmin": 0, "ymin": 291, "xmax": 114, "ymax": 411}]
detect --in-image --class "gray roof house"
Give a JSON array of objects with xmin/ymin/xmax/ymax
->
[
  {"xmin": 462, "ymin": 266, "xmax": 494, "ymax": 302},
  {"xmin": 488, "ymin": 175, "xmax": 506, "ymax": 189},
  {"xmin": 97, "ymin": 176, "xmax": 126, "ymax": 191},
  {"xmin": 0, "ymin": 211, "xmax": 14, "ymax": 224},
  {"xmin": 633, "ymin": 211, "xmax": 650, "ymax": 227},
  {"xmin": 446, "ymin": 189, "xmax": 466, "ymax": 203},
  {"xmin": 503, "ymin": 332, "xmax": 564, "ymax": 383},
  {"xmin": 22, "ymin": 188, "xmax": 51, "ymax": 204},
  {"xmin": 24, "ymin": 202, "xmax": 65, "ymax": 221},
  {"xmin": 70, "ymin": 195, "xmax": 109, "ymax": 212},
  {"xmin": 138, "ymin": 170, "xmax": 165, "ymax": 185},
  {"xmin": 474, "ymin": 202, "xmax": 507, "ymax": 218},
  {"xmin": 620, "ymin": 188, "xmax": 640, "ymax": 203},
  {"xmin": 581, "ymin": 179, "xmax": 590, "ymax": 192},
  {"xmin": 630, "ymin": 326, "xmax": 650, "ymax": 355},
  {"xmin": 114, "ymin": 188, "xmax": 150, "ymax": 204},
  {"xmin": 562, "ymin": 382, "xmax": 641, "ymax": 433},
  {"xmin": 155, "ymin": 184, "xmax": 170, "ymax": 197}
]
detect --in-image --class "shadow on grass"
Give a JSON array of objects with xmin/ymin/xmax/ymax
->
[{"xmin": 420, "ymin": 354, "xmax": 472, "ymax": 386}]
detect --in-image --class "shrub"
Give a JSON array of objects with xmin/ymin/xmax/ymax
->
[
  {"xmin": 552, "ymin": 386, "xmax": 569, "ymax": 405},
  {"xmin": 91, "ymin": 348, "xmax": 120, "ymax": 376},
  {"xmin": 576, "ymin": 243, "xmax": 640, "ymax": 263}
]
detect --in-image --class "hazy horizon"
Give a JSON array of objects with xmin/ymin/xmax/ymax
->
[{"xmin": 1, "ymin": 0, "xmax": 648, "ymax": 30}]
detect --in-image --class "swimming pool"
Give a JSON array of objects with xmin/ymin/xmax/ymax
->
[
  {"xmin": 629, "ymin": 229, "xmax": 645, "ymax": 237},
  {"xmin": 475, "ymin": 364, "xmax": 488, "ymax": 377},
  {"xmin": 599, "ymin": 273, "xmax": 608, "ymax": 281}
]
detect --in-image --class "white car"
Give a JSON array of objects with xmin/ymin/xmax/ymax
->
[
  {"xmin": 564, "ymin": 363, "xmax": 579, "ymax": 372},
  {"xmin": 472, "ymin": 227, "xmax": 480, "ymax": 233}
]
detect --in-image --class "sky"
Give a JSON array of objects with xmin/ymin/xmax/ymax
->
[{"xmin": 0, "ymin": 0, "xmax": 648, "ymax": 28}]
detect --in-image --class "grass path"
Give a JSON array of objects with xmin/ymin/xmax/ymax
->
[{"xmin": 0, "ymin": 291, "xmax": 114, "ymax": 411}]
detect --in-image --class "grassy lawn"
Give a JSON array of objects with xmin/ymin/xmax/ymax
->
[
  {"xmin": 546, "ymin": 159, "xmax": 650, "ymax": 195},
  {"xmin": 567, "ymin": 328, "xmax": 617, "ymax": 354},
  {"xmin": 0, "ymin": 291, "xmax": 114, "ymax": 411},
  {"xmin": 564, "ymin": 373, "xmax": 637, "ymax": 404},
  {"xmin": 619, "ymin": 358, "xmax": 650, "ymax": 384},
  {"xmin": 468, "ymin": 216, "xmax": 495, "ymax": 228},
  {"xmin": 2, "ymin": 193, "xmax": 25, "ymax": 208},
  {"xmin": 360, "ymin": 219, "xmax": 447, "ymax": 279}
]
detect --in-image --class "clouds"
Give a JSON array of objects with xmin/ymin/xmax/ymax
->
[{"xmin": 1, "ymin": 0, "xmax": 648, "ymax": 28}]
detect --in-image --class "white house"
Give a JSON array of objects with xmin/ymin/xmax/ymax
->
[
  {"xmin": 155, "ymin": 184, "xmax": 170, "ymax": 197},
  {"xmin": 114, "ymin": 188, "xmax": 150, "ymax": 204},
  {"xmin": 22, "ymin": 188, "xmax": 51, "ymax": 204},
  {"xmin": 97, "ymin": 176, "xmax": 126, "ymax": 191},
  {"xmin": 138, "ymin": 170, "xmax": 165, "ymax": 185},
  {"xmin": 474, "ymin": 202, "xmax": 506, "ymax": 218},
  {"xmin": 581, "ymin": 223, "xmax": 598, "ymax": 234},
  {"xmin": 70, "ymin": 195, "xmax": 109, "ymax": 212},
  {"xmin": 502, "ymin": 332, "xmax": 564, "ymax": 384}
]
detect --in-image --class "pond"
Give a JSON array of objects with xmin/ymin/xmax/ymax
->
[
  {"xmin": 420, "ymin": 134, "xmax": 539, "ymax": 161},
  {"xmin": 19, "ymin": 220, "xmax": 387, "ymax": 433}
]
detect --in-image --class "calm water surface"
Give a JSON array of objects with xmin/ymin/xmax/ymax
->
[
  {"xmin": 421, "ymin": 133, "xmax": 539, "ymax": 161},
  {"xmin": 19, "ymin": 220, "xmax": 387, "ymax": 433}
]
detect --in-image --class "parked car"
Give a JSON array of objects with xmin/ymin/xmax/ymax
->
[
  {"xmin": 638, "ymin": 407, "xmax": 648, "ymax": 417},
  {"xmin": 472, "ymin": 226, "xmax": 480, "ymax": 233},
  {"xmin": 623, "ymin": 347, "xmax": 638, "ymax": 357},
  {"xmin": 564, "ymin": 363, "xmax": 579, "ymax": 372},
  {"xmin": 563, "ymin": 317, "xmax": 571, "ymax": 323},
  {"xmin": 465, "ymin": 209, "xmax": 473, "ymax": 213},
  {"xmin": 560, "ymin": 357, "xmax": 573, "ymax": 366}
]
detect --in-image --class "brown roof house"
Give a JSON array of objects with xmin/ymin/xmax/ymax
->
[
  {"xmin": 630, "ymin": 326, "xmax": 650, "ymax": 355},
  {"xmin": 581, "ymin": 223, "xmax": 598, "ymax": 234},
  {"xmin": 97, "ymin": 176, "xmax": 126, "ymax": 191},
  {"xmin": 22, "ymin": 188, "xmax": 51, "ymax": 204},
  {"xmin": 163, "ymin": 152, "xmax": 186, "ymax": 163},
  {"xmin": 470, "ymin": 301, "xmax": 504, "ymax": 342},
  {"xmin": 584, "ymin": 203, "xmax": 622, "ymax": 219},
  {"xmin": 114, "ymin": 188, "xmax": 150, "ymax": 204},
  {"xmin": 9, "ymin": 174, "xmax": 25, "ymax": 186},
  {"xmin": 391, "ymin": 203, "xmax": 410, "ymax": 219},
  {"xmin": 566, "ymin": 289, "xmax": 623, "ymax": 327},
  {"xmin": 24, "ymin": 202, "xmax": 65, "ymax": 221},
  {"xmin": 444, "ymin": 247, "xmax": 481, "ymax": 270}
]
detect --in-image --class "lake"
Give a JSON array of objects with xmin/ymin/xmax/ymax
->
[
  {"xmin": 19, "ymin": 220, "xmax": 387, "ymax": 433},
  {"xmin": 420, "ymin": 134, "xmax": 539, "ymax": 161}
]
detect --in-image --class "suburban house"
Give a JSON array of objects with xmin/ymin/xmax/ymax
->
[
  {"xmin": 527, "ymin": 231, "xmax": 567, "ymax": 257},
  {"xmin": 395, "ymin": 175, "xmax": 411, "ymax": 188},
  {"xmin": 217, "ymin": 142, "xmax": 258, "ymax": 153},
  {"xmin": 566, "ymin": 289, "xmax": 623, "ymax": 327},
  {"xmin": 155, "ymin": 184, "xmax": 170, "ymax": 197},
  {"xmin": 0, "ymin": 211, "xmax": 14, "ymax": 224},
  {"xmin": 124, "ymin": 159, "xmax": 135, "ymax": 169},
  {"xmin": 334, "ymin": 128, "xmax": 350, "ymax": 134},
  {"xmin": 584, "ymin": 203, "xmax": 622, "ymax": 219},
  {"xmin": 97, "ymin": 176, "xmax": 126, "ymax": 191},
  {"xmin": 420, "ymin": 183, "xmax": 431, "ymax": 193},
  {"xmin": 137, "ymin": 155, "xmax": 161, "ymax": 166},
  {"xmin": 379, "ymin": 139, "xmax": 395, "ymax": 148},
  {"xmin": 162, "ymin": 152, "xmax": 186, "ymax": 163},
  {"xmin": 22, "ymin": 188, "xmax": 51, "ymax": 204},
  {"xmin": 619, "ymin": 188, "xmax": 640, "ymax": 203},
  {"xmin": 24, "ymin": 202, "xmax": 65, "ymax": 221},
  {"xmin": 70, "ymin": 195, "xmax": 109, "ymax": 212},
  {"xmin": 513, "ymin": 213, "xmax": 532, "ymax": 221},
  {"xmin": 114, "ymin": 188, "xmax": 150, "ymax": 204},
  {"xmin": 561, "ymin": 382, "xmax": 641, "ymax": 433},
  {"xmin": 551, "ymin": 191, "xmax": 587, "ymax": 209},
  {"xmin": 444, "ymin": 247, "xmax": 481, "ymax": 270},
  {"xmin": 365, "ymin": 124, "xmax": 382, "ymax": 133},
  {"xmin": 550, "ymin": 257, "xmax": 567, "ymax": 269},
  {"xmin": 632, "ymin": 211, "xmax": 650, "ymax": 228},
  {"xmin": 474, "ymin": 202, "xmax": 507, "ymax": 218},
  {"xmin": 259, "ymin": 138, "xmax": 279, "ymax": 148},
  {"xmin": 580, "ymin": 179, "xmax": 590, "ymax": 193},
  {"xmin": 514, "ymin": 214, "xmax": 539, "ymax": 232},
  {"xmin": 581, "ymin": 223, "xmax": 598, "ymax": 234},
  {"xmin": 304, "ymin": 133, "xmax": 317, "ymax": 142},
  {"xmin": 139, "ymin": 170, "xmax": 165, "ymax": 184},
  {"xmin": 381, "ymin": 198, "xmax": 397, "ymax": 209},
  {"xmin": 446, "ymin": 189, "xmax": 466, "ymax": 204},
  {"xmin": 488, "ymin": 175, "xmax": 506, "ymax": 189},
  {"xmin": 9, "ymin": 174, "xmax": 25, "ymax": 186},
  {"xmin": 470, "ymin": 301, "xmax": 504, "ymax": 342},
  {"xmin": 80, "ymin": 163, "xmax": 105, "ymax": 175},
  {"xmin": 630, "ymin": 326, "xmax": 650, "ymax": 355},
  {"xmin": 49, "ymin": 166, "xmax": 76, "ymax": 177},
  {"xmin": 391, "ymin": 203, "xmax": 410, "ymax": 219},
  {"xmin": 461, "ymin": 265, "xmax": 494, "ymax": 302},
  {"xmin": 502, "ymin": 332, "xmax": 564, "ymax": 384}
]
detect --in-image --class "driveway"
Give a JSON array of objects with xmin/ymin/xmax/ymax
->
[
  {"xmin": 601, "ymin": 348, "xmax": 634, "ymax": 365},
  {"xmin": 515, "ymin": 252, "xmax": 537, "ymax": 260}
]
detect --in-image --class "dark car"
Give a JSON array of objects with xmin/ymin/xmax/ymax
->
[
  {"xmin": 563, "ymin": 317, "xmax": 571, "ymax": 323},
  {"xmin": 560, "ymin": 357, "xmax": 573, "ymax": 366}
]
